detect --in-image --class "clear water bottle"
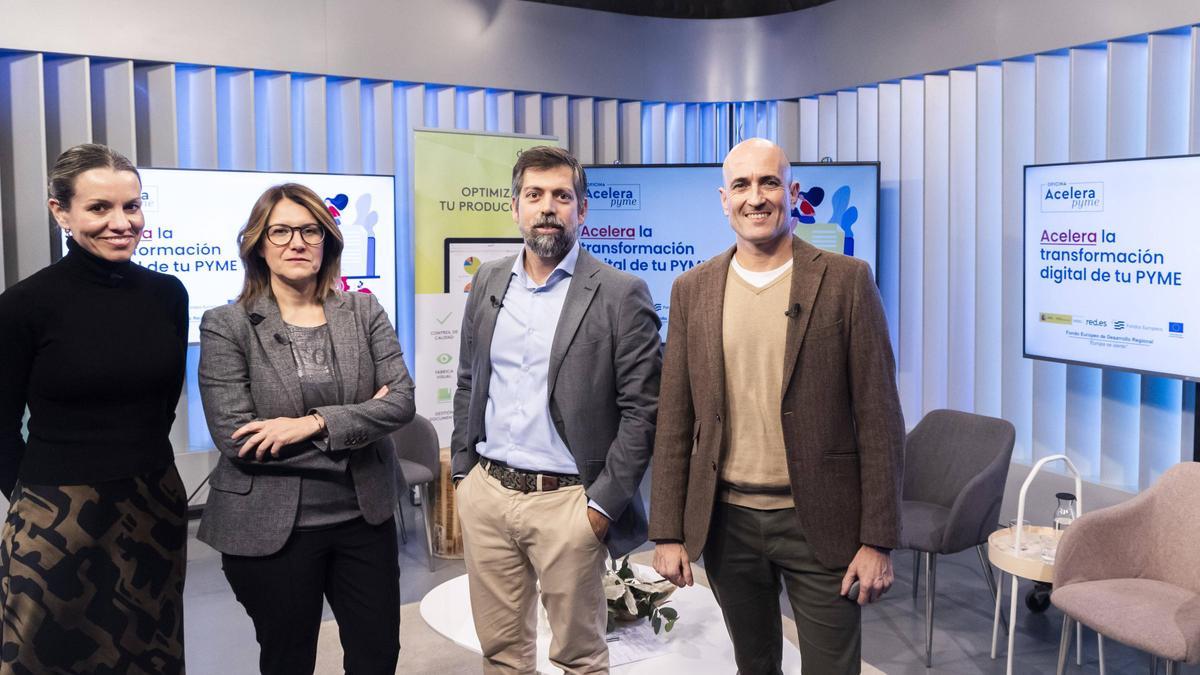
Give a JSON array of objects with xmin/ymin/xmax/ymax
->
[
  {"xmin": 1054, "ymin": 492, "xmax": 1077, "ymax": 532},
  {"xmin": 1041, "ymin": 492, "xmax": 1077, "ymax": 564}
]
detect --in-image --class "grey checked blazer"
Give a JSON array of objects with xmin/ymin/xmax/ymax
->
[
  {"xmin": 197, "ymin": 291, "xmax": 415, "ymax": 556},
  {"xmin": 451, "ymin": 248, "xmax": 662, "ymax": 558}
]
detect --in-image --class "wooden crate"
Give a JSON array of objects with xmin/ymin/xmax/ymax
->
[{"xmin": 433, "ymin": 447, "xmax": 464, "ymax": 558}]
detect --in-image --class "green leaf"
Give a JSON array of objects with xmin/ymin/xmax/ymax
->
[
  {"xmin": 665, "ymin": 617, "xmax": 677, "ymax": 632},
  {"xmin": 659, "ymin": 607, "xmax": 678, "ymax": 620},
  {"xmin": 651, "ymin": 615, "xmax": 662, "ymax": 633}
]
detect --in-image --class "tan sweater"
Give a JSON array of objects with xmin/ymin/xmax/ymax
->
[{"xmin": 719, "ymin": 264, "xmax": 794, "ymax": 510}]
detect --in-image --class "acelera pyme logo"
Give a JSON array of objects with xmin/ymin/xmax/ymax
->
[
  {"xmin": 1040, "ymin": 181, "xmax": 1103, "ymax": 212},
  {"xmin": 587, "ymin": 183, "xmax": 640, "ymax": 210},
  {"xmin": 140, "ymin": 185, "xmax": 159, "ymax": 213}
]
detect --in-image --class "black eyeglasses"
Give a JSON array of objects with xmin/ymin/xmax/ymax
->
[{"xmin": 266, "ymin": 224, "xmax": 325, "ymax": 246}]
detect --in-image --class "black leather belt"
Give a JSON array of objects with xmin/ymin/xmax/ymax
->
[{"xmin": 481, "ymin": 458, "xmax": 581, "ymax": 493}]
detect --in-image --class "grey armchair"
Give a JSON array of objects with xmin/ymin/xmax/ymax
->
[
  {"xmin": 389, "ymin": 414, "xmax": 441, "ymax": 572},
  {"xmin": 1051, "ymin": 461, "xmax": 1200, "ymax": 675},
  {"xmin": 899, "ymin": 408, "xmax": 1016, "ymax": 667}
]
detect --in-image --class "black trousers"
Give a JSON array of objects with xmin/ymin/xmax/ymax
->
[
  {"xmin": 222, "ymin": 517, "xmax": 400, "ymax": 675},
  {"xmin": 704, "ymin": 502, "xmax": 861, "ymax": 675}
]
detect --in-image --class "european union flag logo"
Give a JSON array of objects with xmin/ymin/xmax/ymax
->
[{"xmin": 1169, "ymin": 322, "xmax": 1184, "ymax": 334}]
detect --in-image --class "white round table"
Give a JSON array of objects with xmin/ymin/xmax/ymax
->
[{"xmin": 419, "ymin": 572, "xmax": 803, "ymax": 674}]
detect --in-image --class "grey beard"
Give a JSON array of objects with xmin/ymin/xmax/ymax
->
[{"xmin": 524, "ymin": 224, "xmax": 575, "ymax": 260}]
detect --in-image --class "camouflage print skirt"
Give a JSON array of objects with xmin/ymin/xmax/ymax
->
[{"xmin": 0, "ymin": 465, "xmax": 187, "ymax": 675}]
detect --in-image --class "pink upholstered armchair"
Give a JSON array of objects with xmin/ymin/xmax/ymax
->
[{"xmin": 1051, "ymin": 461, "xmax": 1200, "ymax": 674}]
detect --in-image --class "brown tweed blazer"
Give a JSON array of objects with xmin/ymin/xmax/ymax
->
[{"xmin": 648, "ymin": 236, "xmax": 904, "ymax": 569}]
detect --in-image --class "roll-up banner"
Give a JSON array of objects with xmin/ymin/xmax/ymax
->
[{"xmin": 412, "ymin": 129, "xmax": 556, "ymax": 444}]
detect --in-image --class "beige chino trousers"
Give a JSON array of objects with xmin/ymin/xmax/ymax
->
[{"xmin": 457, "ymin": 463, "xmax": 609, "ymax": 674}]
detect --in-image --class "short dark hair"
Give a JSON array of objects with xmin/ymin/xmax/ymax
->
[
  {"xmin": 48, "ymin": 143, "xmax": 140, "ymax": 209},
  {"xmin": 511, "ymin": 146, "xmax": 587, "ymax": 212}
]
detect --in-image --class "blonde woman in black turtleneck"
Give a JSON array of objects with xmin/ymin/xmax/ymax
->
[{"xmin": 0, "ymin": 144, "xmax": 188, "ymax": 674}]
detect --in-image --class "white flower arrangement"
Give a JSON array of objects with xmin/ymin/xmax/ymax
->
[{"xmin": 602, "ymin": 556, "xmax": 679, "ymax": 634}]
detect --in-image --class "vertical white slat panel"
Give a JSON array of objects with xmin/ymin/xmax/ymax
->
[
  {"xmin": 877, "ymin": 83, "xmax": 901, "ymax": 353},
  {"xmin": 363, "ymin": 81, "xmax": 394, "ymax": 174},
  {"xmin": 90, "ymin": 60, "xmax": 136, "ymax": 160},
  {"xmin": 755, "ymin": 101, "xmax": 770, "ymax": 140},
  {"xmin": 975, "ymin": 65, "xmax": 1003, "ymax": 418},
  {"xmin": 856, "ymin": 87, "xmax": 878, "ymax": 162},
  {"xmin": 542, "ymin": 95, "xmax": 568, "ymax": 144},
  {"xmin": 175, "ymin": 66, "xmax": 217, "ymax": 169},
  {"xmin": 327, "ymin": 78, "xmax": 363, "ymax": 174},
  {"xmin": 1002, "ymin": 60, "xmax": 1036, "ymax": 464},
  {"xmin": 489, "ymin": 90, "xmax": 515, "ymax": 133},
  {"xmin": 818, "ymin": 94, "xmax": 838, "ymax": 161},
  {"xmin": 799, "ymin": 98, "xmax": 819, "ymax": 162},
  {"xmin": 921, "ymin": 75, "xmax": 949, "ymax": 415},
  {"xmin": 516, "ymin": 93, "xmax": 542, "ymax": 135},
  {"xmin": 394, "ymin": 83, "xmax": 424, "ymax": 362},
  {"xmin": 947, "ymin": 70, "xmax": 976, "ymax": 412},
  {"xmin": 429, "ymin": 86, "xmax": 455, "ymax": 129},
  {"xmin": 898, "ymin": 78, "xmax": 925, "ymax": 425},
  {"xmin": 1140, "ymin": 31, "xmax": 1191, "ymax": 488},
  {"xmin": 684, "ymin": 103, "xmax": 701, "ymax": 163},
  {"xmin": 133, "ymin": 63, "xmax": 178, "ymax": 168},
  {"xmin": 645, "ymin": 102, "xmax": 666, "ymax": 163},
  {"xmin": 1108, "ymin": 40, "xmax": 1149, "ymax": 160},
  {"xmin": 291, "ymin": 75, "xmax": 327, "ymax": 172},
  {"xmin": 776, "ymin": 100, "xmax": 800, "ymax": 161},
  {"xmin": 767, "ymin": 100, "xmax": 779, "ymax": 143},
  {"xmin": 1070, "ymin": 49, "xmax": 1109, "ymax": 162},
  {"xmin": 700, "ymin": 103, "xmax": 718, "ymax": 163},
  {"xmin": 619, "ymin": 101, "xmax": 642, "ymax": 164},
  {"xmin": 458, "ymin": 88, "xmax": 485, "ymax": 131},
  {"xmin": 715, "ymin": 104, "xmax": 732, "ymax": 158},
  {"xmin": 254, "ymin": 72, "xmax": 291, "ymax": 171},
  {"xmin": 0, "ymin": 53, "xmax": 48, "ymax": 285},
  {"xmin": 1065, "ymin": 47, "xmax": 1108, "ymax": 479},
  {"xmin": 595, "ymin": 99, "xmax": 619, "ymax": 164},
  {"xmin": 1148, "ymin": 32, "xmax": 1192, "ymax": 157},
  {"xmin": 1032, "ymin": 54, "xmax": 1070, "ymax": 465},
  {"xmin": 837, "ymin": 90, "xmax": 858, "ymax": 161},
  {"xmin": 44, "ymin": 57, "xmax": 92, "ymax": 164},
  {"xmin": 1102, "ymin": 39, "xmax": 1148, "ymax": 490},
  {"xmin": 541, "ymin": 95, "xmax": 568, "ymax": 144},
  {"xmin": 569, "ymin": 97, "xmax": 595, "ymax": 163},
  {"xmin": 216, "ymin": 69, "xmax": 255, "ymax": 171},
  {"xmin": 666, "ymin": 103, "xmax": 687, "ymax": 163}
]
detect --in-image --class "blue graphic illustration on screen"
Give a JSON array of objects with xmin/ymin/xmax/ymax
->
[{"xmin": 790, "ymin": 184, "xmax": 860, "ymax": 256}]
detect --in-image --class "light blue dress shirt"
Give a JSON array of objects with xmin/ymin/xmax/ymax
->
[
  {"xmin": 476, "ymin": 243, "xmax": 610, "ymax": 519},
  {"xmin": 478, "ymin": 243, "xmax": 579, "ymax": 474}
]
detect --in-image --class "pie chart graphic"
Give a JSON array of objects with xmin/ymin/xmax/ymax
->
[{"xmin": 463, "ymin": 256, "xmax": 482, "ymax": 276}]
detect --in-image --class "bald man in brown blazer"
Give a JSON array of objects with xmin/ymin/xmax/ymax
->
[{"xmin": 650, "ymin": 138, "xmax": 904, "ymax": 675}]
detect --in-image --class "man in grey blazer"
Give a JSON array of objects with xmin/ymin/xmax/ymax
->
[{"xmin": 452, "ymin": 146, "xmax": 662, "ymax": 674}]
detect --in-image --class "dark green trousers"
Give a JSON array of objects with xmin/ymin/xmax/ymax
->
[{"xmin": 704, "ymin": 501, "xmax": 861, "ymax": 675}]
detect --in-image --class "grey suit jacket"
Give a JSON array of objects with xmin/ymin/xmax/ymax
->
[
  {"xmin": 451, "ymin": 247, "xmax": 662, "ymax": 558},
  {"xmin": 197, "ymin": 291, "xmax": 415, "ymax": 556}
]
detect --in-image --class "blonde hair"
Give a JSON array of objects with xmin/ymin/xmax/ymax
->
[{"xmin": 236, "ymin": 183, "xmax": 344, "ymax": 305}]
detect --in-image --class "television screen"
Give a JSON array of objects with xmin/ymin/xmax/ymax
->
[
  {"xmin": 1024, "ymin": 156, "xmax": 1200, "ymax": 381},
  {"xmin": 63, "ymin": 168, "xmax": 398, "ymax": 451},
  {"xmin": 63, "ymin": 168, "xmax": 398, "ymax": 342},
  {"xmin": 584, "ymin": 163, "xmax": 879, "ymax": 336}
]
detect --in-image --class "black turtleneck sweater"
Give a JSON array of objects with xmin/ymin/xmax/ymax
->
[{"xmin": 0, "ymin": 238, "xmax": 188, "ymax": 497}]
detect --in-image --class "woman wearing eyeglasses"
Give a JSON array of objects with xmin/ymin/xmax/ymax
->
[{"xmin": 196, "ymin": 183, "xmax": 413, "ymax": 675}]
